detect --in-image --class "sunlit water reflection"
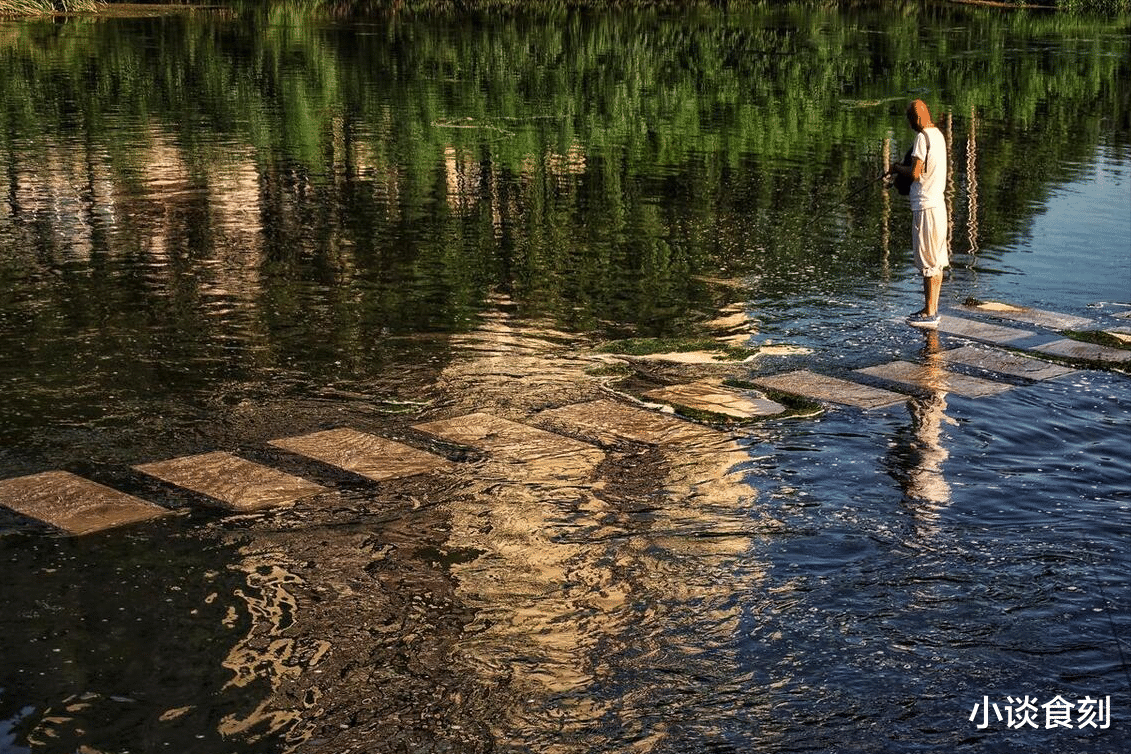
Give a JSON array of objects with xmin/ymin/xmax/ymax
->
[{"xmin": 0, "ymin": 5, "xmax": 1128, "ymax": 754}]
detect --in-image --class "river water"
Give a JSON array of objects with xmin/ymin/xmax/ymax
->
[{"xmin": 0, "ymin": 4, "xmax": 1128, "ymax": 753}]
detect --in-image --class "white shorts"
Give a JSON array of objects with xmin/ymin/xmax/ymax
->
[{"xmin": 913, "ymin": 206, "xmax": 949, "ymax": 277}]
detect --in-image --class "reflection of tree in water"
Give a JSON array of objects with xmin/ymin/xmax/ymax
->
[
  {"xmin": 197, "ymin": 299, "xmax": 770, "ymax": 753},
  {"xmin": 2, "ymin": 8, "xmax": 1125, "ymax": 751},
  {"xmin": 201, "ymin": 501, "xmax": 502, "ymax": 753},
  {"xmin": 0, "ymin": 530, "xmax": 278, "ymax": 754},
  {"xmin": 217, "ymin": 552, "xmax": 331, "ymax": 746},
  {"xmin": 419, "ymin": 300, "xmax": 769, "ymax": 751},
  {"xmin": 965, "ymin": 107, "xmax": 981, "ymax": 261}
]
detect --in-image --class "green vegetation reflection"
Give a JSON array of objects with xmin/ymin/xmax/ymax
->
[{"xmin": 0, "ymin": 3, "xmax": 1127, "ymax": 345}]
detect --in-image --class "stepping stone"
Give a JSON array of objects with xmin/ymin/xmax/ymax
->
[
  {"xmin": 412, "ymin": 413, "xmax": 603, "ymax": 465},
  {"xmin": 538, "ymin": 399, "xmax": 720, "ymax": 446},
  {"xmin": 269, "ymin": 428, "xmax": 451, "ymax": 482},
  {"xmin": 936, "ymin": 315, "xmax": 1034, "ymax": 344},
  {"xmin": 749, "ymin": 370, "xmax": 905, "ymax": 409},
  {"xmin": 0, "ymin": 471, "xmax": 170, "ymax": 535},
  {"xmin": 940, "ymin": 345, "xmax": 1076, "ymax": 381},
  {"xmin": 632, "ymin": 350, "xmax": 750, "ymax": 364},
  {"xmin": 961, "ymin": 303, "xmax": 1092, "ymax": 330},
  {"xmin": 642, "ymin": 381, "xmax": 786, "ymax": 419},
  {"xmin": 1103, "ymin": 329, "xmax": 1131, "ymax": 345},
  {"xmin": 1004, "ymin": 309, "xmax": 1092, "ymax": 330},
  {"xmin": 1033, "ymin": 338, "xmax": 1131, "ymax": 364},
  {"xmin": 135, "ymin": 452, "xmax": 325, "ymax": 511},
  {"xmin": 704, "ymin": 310, "xmax": 752, "ymax": 332},
  {"xmin": 855, "ymin": 361, "xmax": 1014, "ymax": 398}
]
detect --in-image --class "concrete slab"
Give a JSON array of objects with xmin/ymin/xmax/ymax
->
[
  {"xmin": 631, "ymin": 350, "xmax": 751, "ymax": 365},
  {"xmin": 1033, "ymin": 338, "xmax": 1131, "ymax": 364},
  {"xmin": 940, "ymin": 345, "xmax": 1076, "ymax": 381},
  {"xmin": 642, "ymin": 381, "xmax": 786, "ymax": 419},
  {"xmin": 749, "ymin": 370, "xmax": 906, "ymax": 409},
  {"xmin": 135, "ymin": 452, "xmax": 325, "ymax": 511},
  {"xmin": 269, "ymin": 428, "xmax": 451, "ymax": 482},
  {"xmin": 1009, "ymin": 309, "xmax": 1093, "ymax": 330},
  {"xmin": 961, "ymin": 303, "xmax": 1092, "ymax": 330},
  {"xmin": 936, "ymin": 315, "xmax": 1034, "ymax": 344},
  {"xmin": 855, "ymin": 361, "xmax": 1014, "ymax": 398},
  {"xmin": 537, "ymin": 399, "xmax": 722, "ymax": 446},
  {"xmin": 704, "ymin": 311, "xmax": 751, "ymax": 332},
  {"xmin": 0, "ymin": 471, "xmax": 170, "ymax": 535},
  {"xmin": 1104, "ymin": 329, "xmax": 1131, "ymax": 345},
  {"xmin": 413, "ymin": 413, "xmax": 603, "ymax": 465}
]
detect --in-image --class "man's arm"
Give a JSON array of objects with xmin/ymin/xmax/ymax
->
[
  {"xmin": 888, "ymin": 156, "xmax": 924, "ymax": 181},
  {"xmin": 888, "ymin": 132, "xmax": 927, "ymax": 180}
]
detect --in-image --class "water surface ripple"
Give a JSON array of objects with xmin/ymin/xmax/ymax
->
[{"xmin": 0, "ymin": 5, "xmax": 1128, "ymax": 754}]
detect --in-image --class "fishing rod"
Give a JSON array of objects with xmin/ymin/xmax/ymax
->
[{"xmin": 810, "ymin": 170, "xmax": 891, "ymax": 224}]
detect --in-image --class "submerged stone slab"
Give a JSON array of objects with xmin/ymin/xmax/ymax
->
[
  {"xmin": 940, "ymin": 345, "xmax": 1076, "ymax": 381},
  {"xmin": 642, "ymin": 381, "xmax": 786, "ymax": 419},
  {"xmin": 413, "ymin": 413, "xmax": 603, "ymax": 465},
  {"xmin": 632, "ymin": 350, "xmax": 751, "ymax": 364},
  {"xmin": 0, "ymin": 471, "xmax": 170, "ymax": 535},
  {"xmin": 936, "ymin": 315, "xmax": 1034, "ymax": 344},
  {"xmin": 537, "ymin": 399, "xmax": 720, "ymax": 446},
  {"xmin": 1104, "ymin": 329, "xmax": 1131, "ymax": 345},
  {"xmin": 750, "ymin": 370, "xmax": 905, "ymax": 409},
  {"xmin": 705, "ymin": 311, "xmax": 752, "ymax": 332},
  {"xmin": 269, "ymin": 428, "xmax": 451, "ymax": 482},
  {"xmin": 1033, "ymin": 338, "xmax": 1131, "ymax": 364},
  {"xmin": 855, "ymin": 361, "xmax": 1014, "ymax": 398},
  {"xmin": 135, "ymin": 452, "xmax": 325, "ymax": 511},
  {"xmin": 962, "ymin": 303, "xmax": 1092, "ymax": 331}
]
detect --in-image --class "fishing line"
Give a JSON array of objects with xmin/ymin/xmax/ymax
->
[
  {"xmin": 1084, "ymin": 546, "xmax": 1131, "ymax": 698},
  {"xmin": 810, "ymin": 171, "xmax": 890, "ymax": 226}
]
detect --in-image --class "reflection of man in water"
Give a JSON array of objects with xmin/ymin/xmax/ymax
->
[
  {"xmin": 889, "ymin": 100, "xmax": 949, "ymax": 329},
  {"xmin": 889, "ymin": 331, "xmax": 954, "ymax": 535}
]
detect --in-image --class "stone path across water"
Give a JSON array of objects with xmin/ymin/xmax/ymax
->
[
  {"xmin": 667, "ymin": 306, "xmax": 1124, "ymax": 416},
  {"xmin": 935, "ymin": 315, "xmax": 1034, "ymax": 344},
  {"xmin": 750, "ymin": 370, "xmax": 906, "ymax": 409},
  {"xmin": 412, "ymin": 412, "xmax": 606, "ymax": 482},
  {"xmin": 1034, "ymin": 338, "xmax": 1131, "ymax": 364},
  {"xmin": 537, "ymin": 399, "xmax": 724, "ymax": 446},
  {"xmin": 939, "ymin": 345, "xmax": 1077, "ymax": 381},
  {"xmin": 959, "ymin": 303, "xmax": 1094, "ymax": 331},
  {"xmin": 135, "ymin": 452, "xmax": 326, "ymax": 512},
  {"xmin": 0, "ymin": 471, "xmax": 170, "ymax": 536},
  {"xmin": 1, "ymin": 304, "xmax": 1127, "ymax": 536},
  {"xmin": 269, "ymin": 428, "xmax": 452, "ymax": 482},
  {"xmin": 855, "ymin": 360, "xmax": 1015, "ymax": 398},
  {"xmin": 412, "ymin": 412, "xmax": 604, "ymax": 465},
  {"xmin": 642, "ymin": 381, "xmax": 787, "ymax": 419}
]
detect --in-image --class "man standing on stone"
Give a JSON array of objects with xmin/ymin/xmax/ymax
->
[{"xmin": 890, "ymin": 100, "xmax": 949, "ymax": 328}]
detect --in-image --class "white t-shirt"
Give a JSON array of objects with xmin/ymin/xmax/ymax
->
[{"xmin": 910, "ymin": 127, "xmax": 947, "ymax": 212}]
